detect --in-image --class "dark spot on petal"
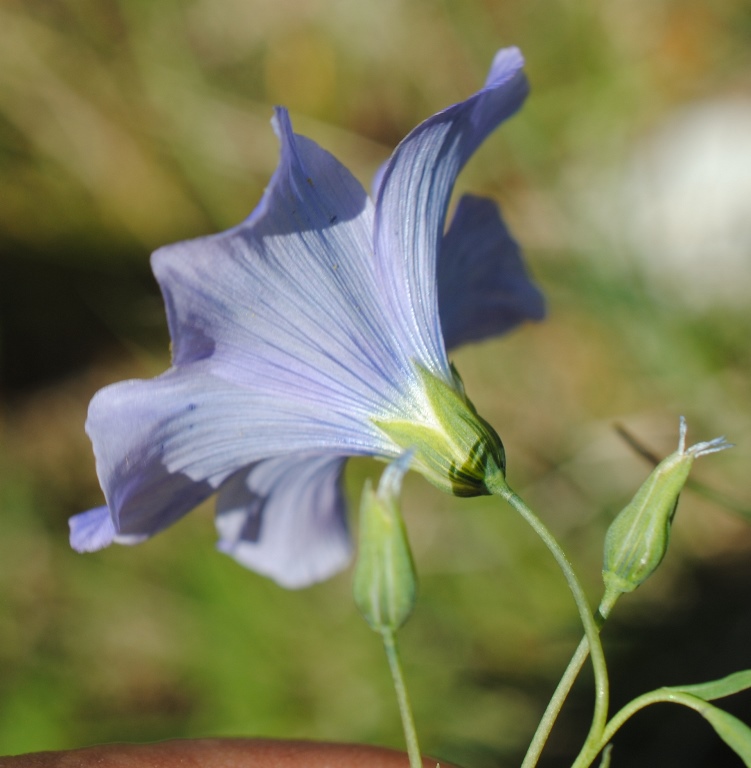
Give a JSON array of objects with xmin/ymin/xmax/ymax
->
[
  {"xmin": 329, "ymin": 214, "xmax": 338, "ymax": 224},
  {"xmin": 187, "ymin": 403, "xmax": 197, "ymax": 411}
]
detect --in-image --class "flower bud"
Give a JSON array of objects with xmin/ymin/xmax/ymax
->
[
  {"xmin": 353, "ymin": 453, "xmax": 417, "ymax": 632},
  {"xmin": 602, "ymin": 417, "xmax": 732, "ymax": 595},
  {"xmin": 375, "ymin": 364, "xmax": 507, "ymax": 498}
]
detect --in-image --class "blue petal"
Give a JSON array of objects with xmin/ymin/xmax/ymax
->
[
  {"xmin": 215, "ymin": 454, "xmax": 350, "ymax": 588},
  {"xmin": 69, "ymin": 506, "xmax": 117, "ymax": 551},
  {"xmin": 438, "ymin": 195, "xmax": 545, "ymax": 350},
  {"xmin": 371, "ymin": 159, "xmax": 388, "ymax": 201},
  {"xmin": 153, "ymin": 108, "xmax": 420, "ymax": 421},
  {"xmin": 85, "ymin": 366, "xmax": 390, "ymax": 542},
  {"xmin": 373, "ymin": 47, "xmax": 529, "ymax": 378}
]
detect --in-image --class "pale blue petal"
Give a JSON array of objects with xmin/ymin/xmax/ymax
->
[
  {"xmin": 371, "ymin": 159, "xmax": 388, "ymax": 201},
  {"xmin": 69, "ymin": 506, "xmax": 117, "ymax": 551},
  {"xmin": 377, "ymin": 449, "xmax": 414, "ymax": 500},
  {"xmin": 215, "ymin": 454, "xmax": 350, "ymax": 588},
  {"xmin": 153, "ymin": 108, "xmax": 418, "ymax": 422},
  {"xmin": 85, "ymin": 366, "xmax": 391, "ymax": 542},
  {"xmin": 373, "ymin": 47, "xmax": 529, "ymax": 378},
  {"xmin": 438, "ymin": 195, "xmax": 545, "ymax": 350}
]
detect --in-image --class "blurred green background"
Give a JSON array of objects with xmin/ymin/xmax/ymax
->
[{"xmin": 1, "ymin": 1, "xmax": 751, "ymax": 766}]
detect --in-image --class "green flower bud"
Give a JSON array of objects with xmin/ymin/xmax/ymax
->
[
  {"xmin": 374, "ymin": 364, "xmax": 506, "ymax": 497},
  {"xmin": 353, "ymin": 453, "xmax": 418, "ymax": 633},
  {"xmin": 603, "ymin": 417, "xmax": 732, "ymax": 596}
]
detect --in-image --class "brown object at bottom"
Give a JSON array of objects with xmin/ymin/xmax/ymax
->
[{"xmin": 0, "ymin": 738, "xmax": 457, "ymax": 768}]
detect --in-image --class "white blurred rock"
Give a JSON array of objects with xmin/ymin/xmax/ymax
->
[{"xmin": 578, "ymin": 98, "xmax": 751, "ymax": 308}]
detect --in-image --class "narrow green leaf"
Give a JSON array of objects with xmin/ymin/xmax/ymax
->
[
  {"xmin": 599, "ymin": 685, "xmax": 751, "ymax": 768},
  {"xmin": 699, "ymin": 703, "xmax": 751, "ymax": 767},
  {"xmin": 665, "ymin": 670, "xmax": 751, "ymax": 702}
]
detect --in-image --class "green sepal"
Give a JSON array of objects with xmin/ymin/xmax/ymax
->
[{"xmin": 374, "ymin": 364, "xmax": 506, "ymax": 497}]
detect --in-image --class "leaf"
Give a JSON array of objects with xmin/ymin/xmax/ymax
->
[
  {"xmin": 665, "ymin": 670, "xmax": 751, "ymax": 702},
  {"xmin": 698, "ymin": 702, "xmax": 751, "ymax": 767},
  {"xmin": 603, "ymin": 682, "xmax": 751, "ymax": 767}
]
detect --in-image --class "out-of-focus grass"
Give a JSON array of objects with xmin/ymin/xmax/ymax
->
[{"xmin": 1, "ymin": 1, "xmax": 751, "ymax": 766}]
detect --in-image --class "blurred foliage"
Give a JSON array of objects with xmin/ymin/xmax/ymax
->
[{"xmin": 1, "ymin": 1, "xmax": 751, "ymax": 766}]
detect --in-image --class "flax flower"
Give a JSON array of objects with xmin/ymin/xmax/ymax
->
[{"xmin": 70, "ymin": 47, "xmax": 544, "ymax": 587}]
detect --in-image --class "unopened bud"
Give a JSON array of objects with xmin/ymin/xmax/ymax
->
[
  {"xmin": 603, "ymin": 417, "xmax": 732, "ymax": 595},
  {"xmin": 353, "ymin": 453, "xmax": 417, "ymax": 632}
]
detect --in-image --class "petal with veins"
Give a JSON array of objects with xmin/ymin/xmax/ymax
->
[
  {"xmin": 154, "ymin": 110, "xmax": 415, "ymax": 415},
  {"xmin": 438, "ymin": 194, "xmax": 545, "ymax": 350},
  {"xmin": 373, "ymin": 47, "xmax": 529, "ymax": 379},
  {"xmin": 86, "ymin": 367, "xmax": 391, "ymax": 540},
  {"xmin": 216, "ymin": 454, "xmax": 350, "ymax": 588}
]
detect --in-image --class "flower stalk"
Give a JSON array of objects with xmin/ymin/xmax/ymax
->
[
  {"xmin": 490, "ymin": 479, "xmax": 612, "ymax": 767},
  {"xmin": 382, "ymin": 629, "xmax": 423, "ymax": 768}
]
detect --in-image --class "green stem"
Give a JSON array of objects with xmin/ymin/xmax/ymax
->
[
  {"xmin": 491, "ymin": 483, "xmax": 611, "ymax": 766},
  {"xmin": 381, "ymin": 628, "xmax": 423, "ymax": 768},
  {"xmin": 570, "ymin": 689, "xmax": 708, "ymax": 768},
  {"xmin": 520, "ymin": 591, "xmax": 620, "ymax": 768}
]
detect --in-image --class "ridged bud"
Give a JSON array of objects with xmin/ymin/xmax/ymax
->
[
  {"xmin": 602, "ymin": 417, "xmax": 732, "ymax": 595},
  {"xmin": 353, "ymin": 453, "xmax": 417, "ymax": 633}
]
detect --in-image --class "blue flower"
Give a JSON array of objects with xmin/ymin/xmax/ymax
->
[{"xmin": 70, "ymin": 47, "xmax": 544, "ymax": 588}]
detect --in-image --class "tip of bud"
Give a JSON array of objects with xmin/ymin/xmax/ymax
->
[{"xmin": 678, "ymin": 415, "xmax": 734, "ymax": 458}]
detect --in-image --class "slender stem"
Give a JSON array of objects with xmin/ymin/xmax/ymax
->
[
  {"xmin": 520, "ymin": 591, "xmax": 620, "ymax": 768},
  {"xmin": 597, "ymin": 744, "xmax": 613, "ymax": 768},
  {"xmin": 570, "ymin": 689, "xmax": 708, "ymax": 768},
  {"xmin": 381, "ymin": 628, "xmax": 423, "ymax": 768},
  {"xmin": 491, "ymin": 484, "xmax": 612, "ymax": 766}
]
